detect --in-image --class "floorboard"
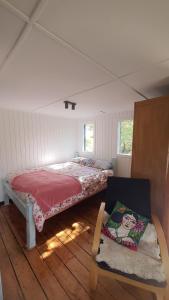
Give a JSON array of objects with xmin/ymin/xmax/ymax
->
[
  {"xmin": 0, "ymin": 196, "xmax": 154, "ymax": 300},
  {"xmin": 0, "ymin": 234, "xmax": 24, "ymax": 300}
]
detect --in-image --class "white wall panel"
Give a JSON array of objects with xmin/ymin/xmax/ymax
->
[
  {"xmin": 78, "ymin": 111, "xmax": 133, "ymax": 177},
  {"xmin": 0, "ymin": 107, "xmax": 133, "ymax": 201},
  {"xmin": 0, "ymin": 108, "xmax": 77, "ymax": 201},
  {"xmin": 116, "ymin": 155, "xmax": 132, "ymax": 177}
]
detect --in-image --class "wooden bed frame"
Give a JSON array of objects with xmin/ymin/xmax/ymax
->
[
  {"xmin": 3, "ymin": 179, "xmax": 36, "ymax": 249},
  {"xmin": 2, "ymin": 158, "xmax": 116, "ymax": 249}
]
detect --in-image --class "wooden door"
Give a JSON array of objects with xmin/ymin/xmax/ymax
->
[
  {"xmin": 163, "ymin": 153, "xmax": 169, "ymax": 248},
  {"xmin": 131, "ymin": 97, "xmax": 169, "ymax": 245}
]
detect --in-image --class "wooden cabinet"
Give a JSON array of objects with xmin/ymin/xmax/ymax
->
[
  {"xmin": 0, "ymin": 273, "xmax": 3, "ymax": 300},
  {"xmin": 131, "ymin": 96, "xmax": 169, "ymax": 248}
]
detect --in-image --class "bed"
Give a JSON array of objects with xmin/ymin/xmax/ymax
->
[{"xmin": 3, "ymin": 158, "xmax": 115, "ymax": 249}]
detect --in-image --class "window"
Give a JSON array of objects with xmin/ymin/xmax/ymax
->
[
  {"xmin": 84, "ymin": 123, "xmax": 94, "ymax": 152},
  {"xmin": 118, "ymin": 120, "xmax": 133, "ymax": 155}
]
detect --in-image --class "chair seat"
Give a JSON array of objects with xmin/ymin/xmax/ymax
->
[{"xmin": 96, "ymin": 234, "xmax": 167, "ymax": 287}]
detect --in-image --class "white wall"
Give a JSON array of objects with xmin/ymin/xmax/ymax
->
[
  {"xmin": 0, "ymin": 108, "xmax": 133, "ymax": 201},
  {"xmin": 0, "ymin": 108, "xmax": 77, "ymax": 201},
  {"xmin": 77, "ymin": 111, "xmax": 133, "ymax": 176},
  {"xmin": 116, "ymin": 155, "xmax": 132, "ymax": 177}
]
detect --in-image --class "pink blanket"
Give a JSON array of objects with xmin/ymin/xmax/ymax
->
[{"xmin": 11, "ymin": 170, "xmax": 82, "ymax": 214}]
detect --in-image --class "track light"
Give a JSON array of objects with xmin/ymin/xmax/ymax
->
[{"xmin": 64, "ymin": 101, "xmax": 77, "ymax": 110}]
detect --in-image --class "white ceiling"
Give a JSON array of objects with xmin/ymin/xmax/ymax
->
[
  {"xmin": 6, "ymin": 0, "xmax": 37, "ymax": 16},
  {"xmin": 0, "ymin": 0, "xmax": 169, "ymax": 119},
  {"xmin": 0, "ymin": 27, "xmax": 112, "ymax": 111},
  {"xmin": 38, "ymin": 80, "xmax": 144, "ymax": 118},
  {"xmin": 0, "ymin": 5, "xmax": 24, "ymax": 66}
]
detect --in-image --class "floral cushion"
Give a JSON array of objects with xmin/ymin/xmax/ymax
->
[
  {"xmin": 102, "ymin": 201, "xmax": 149, "ymax": 251},
  {"xmin": 80, "ymin": 158, "xmax": 95, "ymax": 167},
  {"xmin": 71, "ymin": 157, "xmax": 95, "ymax": 167},
  {"xmin": 103, "ymin": 211, "xmax": 161, "ymax": 259}
]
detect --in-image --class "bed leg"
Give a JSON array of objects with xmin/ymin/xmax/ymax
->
[{"xmin": 26, "ymin": 203, "xmax": 36, "ymax": 249}]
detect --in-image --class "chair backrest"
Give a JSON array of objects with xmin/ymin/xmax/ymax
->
[{"xmin": 105, "ymin": 176, "xmax": 151, "ymax": 219}]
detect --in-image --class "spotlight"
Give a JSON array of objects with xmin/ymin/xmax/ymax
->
[
  {"xmin": 64, "ymin": 101, "xmax": 69, "ymax": 109},
  {"xmin": 72, "ymin": 102, "xmax": 76, "ymax": 110}
]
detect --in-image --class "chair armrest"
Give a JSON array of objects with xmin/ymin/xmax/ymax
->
[
  {"xmin": 152, "ymin": 214, "xmax": 169, "ymax": 279},
  {"xmin": 92, "ymin": 202, "xmax": 105, "ymax": 257}
]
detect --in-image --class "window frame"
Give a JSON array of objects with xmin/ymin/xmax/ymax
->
[
  {"xmin": 117, "ymin": 119, "xmax": 133, "ymax": 156},
  {"xmin": 83, "ymin": 122, "xmax": 95, "ymax": 153}
]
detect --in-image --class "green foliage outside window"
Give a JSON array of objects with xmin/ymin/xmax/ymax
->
[
  {"xmin": 84, "ymin": 123, "xmax": 94, "ymax": 152},
  {"xmin": 119, "ymin": 120, "xmax": 133, "ymax": 154}
]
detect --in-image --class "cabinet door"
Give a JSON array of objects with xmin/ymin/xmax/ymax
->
[
  {"xmin": 131, "ymin": 97, "xmax": 169, "ymax": 221},
  {"xmin": 0, "ymin": 273, "xmax": 3, "ymax": 300},
  {"xmin": 163, "ymin": 148, "xmax": 169, "ymax": 248}
]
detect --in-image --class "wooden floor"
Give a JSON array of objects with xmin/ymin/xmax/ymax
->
[{"xmin": 0, "ymin": 195, "xmax": 155, "ymax": 300}]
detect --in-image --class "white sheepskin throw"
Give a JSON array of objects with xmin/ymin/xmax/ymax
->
[{"xmin": 96, "ymin": 234, "xmax": 166, "ymax": 283}]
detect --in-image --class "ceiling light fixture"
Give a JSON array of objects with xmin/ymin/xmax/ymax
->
[
  {"xmin": 64, "ymin": 101, "xmax": 77, "ymax": 110},
  {"xmin": 64, "ymin": 101, "xmax": 69, "ymax": 109}
]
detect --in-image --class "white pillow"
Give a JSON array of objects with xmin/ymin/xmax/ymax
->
[
  {"xmin": 71, "ymin": 157, "xmax": 86, "ymax": 164},
  {"xmin": 94, "ymin": 159, "xmax": 112, "ymax": 170}
]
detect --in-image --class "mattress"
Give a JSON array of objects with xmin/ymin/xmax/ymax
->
[{"xmin": 7, "ymin": 162, "xmax": 113, "ymax": 231}]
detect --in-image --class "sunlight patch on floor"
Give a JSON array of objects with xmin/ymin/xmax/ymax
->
[{"xmin": 40, "ymin": 221, "xmax": 90, "ymax": 259}]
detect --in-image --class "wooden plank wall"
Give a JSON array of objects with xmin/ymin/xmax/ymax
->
[
  {"xmin": 78, "ymin": 110, "xmax": 133, "ymax": 177},
  {"xmin": 0, "ymin": 108, "xmax": 77, "ymax": 201}
]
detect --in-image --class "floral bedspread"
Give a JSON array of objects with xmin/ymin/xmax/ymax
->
[{"xmin": 8, "ymin": 162, "xmax": 113, "ymax": 231}]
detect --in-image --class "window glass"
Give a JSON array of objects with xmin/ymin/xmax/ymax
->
[
  {"xmin": 118, "ymin": 120, "xmax": 133, "ymax": 155},
  {"xmin": 84, "ymin": 123, "xmax": 94, "ymax": 152}
]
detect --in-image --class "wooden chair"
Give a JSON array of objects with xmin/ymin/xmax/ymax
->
[{"xmin": 90, "ymin": 177, "xmax": 169, "ymax": 300}]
